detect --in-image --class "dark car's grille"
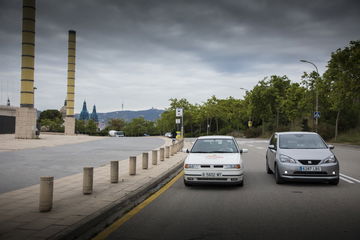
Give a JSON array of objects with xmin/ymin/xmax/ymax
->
[
  {"xmin": 298, "ymin": 160, "xmax": 321, "ymax": 165},
  {"xmin": 293, "ymin": 171, "xmax": 327, "ymax": 175}
]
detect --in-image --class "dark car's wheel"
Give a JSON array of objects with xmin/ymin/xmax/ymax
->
[
  {"xmin": 329, "ymin": 177, "xmax": 339, "ymax": 185},
  {"xmin": 275, "ymin": 164, "xmax": 285, "ymax": 184},
  {"xmin": 266, "ymin": 158, "xmax": 273, "ymax": 174}
]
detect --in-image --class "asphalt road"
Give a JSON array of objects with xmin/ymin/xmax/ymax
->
[
  {"xmin": 103, "ymin": 139, "xmax": 360, "ymax": 240},
  {"xmin": 0, "ymin": 137, "xmax": 165, "ymax": 193}
]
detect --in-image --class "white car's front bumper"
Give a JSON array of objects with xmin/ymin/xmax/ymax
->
[{"xmin": 184, "ymin": 169, "xmax": 244, "ymax": 184}]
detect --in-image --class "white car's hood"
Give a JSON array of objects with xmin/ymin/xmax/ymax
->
[{"xmin": 185, "ymin": 153, "xmax": 241, "ymax": 164}]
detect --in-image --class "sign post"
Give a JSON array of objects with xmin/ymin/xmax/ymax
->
[{"xmin": 175, "ymin": 108, "xmax": 184, "ymax": 139}]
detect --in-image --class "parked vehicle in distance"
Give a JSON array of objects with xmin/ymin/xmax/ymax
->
[
  {"xmin": 183, "ymin": 136, "xmax": 248, "ymax": 186},
  {"xmin": 266, "ymin": 132, "xmax": 339, "ymax": 185},
  {"xmin": 108, "ymin": 130, "xmax": 125, "ymax": 137},
  {"xmin": 164, "ymin": 132, "xmax": 172, "ymax": 138}
]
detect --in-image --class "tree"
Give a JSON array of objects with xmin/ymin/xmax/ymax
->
[
  {"xmin": 107, "ymin": 118, "xmax": 126, "ymax": 131},
  {"xmin": 39, "ymin": 109, "xmax": 64, "ymax": 132},
  {"xmin": 323, "ymin": 40, "xmax": 360, "ymax": 139}
]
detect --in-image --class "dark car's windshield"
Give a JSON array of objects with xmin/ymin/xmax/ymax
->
[
  {"xmin": 279, "ymin": 134, "xmax": 327, "ymax": 149},
  {"xmin": 191, "ymin": 139, "xmax": 239, "ymax": 153}
]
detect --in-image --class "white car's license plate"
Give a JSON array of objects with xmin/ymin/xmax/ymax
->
[
  {"xmin": 202, "ymin": 172, "xmax": 222, "ymax": 177},
  {"xmin": 299, "ymin": 166, "xmax": 321, "ymax": 171}
]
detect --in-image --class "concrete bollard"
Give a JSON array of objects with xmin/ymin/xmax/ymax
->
[
  {"xmin": 129, "ymin": 156, "xmax": 137, "ymax": 175},
  {"xmin": 170, "ymin": 145, "xmax": 174, "ymax": 156},
  {"xmin": 160, "ymin": 148, "xmax": 165, "ymax": 161},
  {"xmin": 110, "ymin": 161, "xmax": 119, "ymax": 183},
  {"xmin": 39, "ymin": 176, "xmax": 54, "ymax": 212},
  {"xmin": 142, "ymin": 152, "xmax": 149, "ymax": 169},
  {"xmin": 165, "ymin": 146, "xmax": 170, "ymax": 158},
  {"xmin": 152, "ymin": 150, "xmax": 158, "ymax": 165},
  {"xmin": 83, "ymin": 167, "xmax": 93, "ymax": 195}
]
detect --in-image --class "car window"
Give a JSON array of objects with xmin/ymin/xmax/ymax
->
[
  {"xmin": 191, "ymin": 139, "xmax": 239, "ymax": 153},
  {"xmin": 279, "ymin": 134, "xmax": 327, "ymax": 149}
]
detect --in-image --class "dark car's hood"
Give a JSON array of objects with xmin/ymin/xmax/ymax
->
[{"xmin": 279, "ymin": 148, "xmax": 333, "ymax": 160}]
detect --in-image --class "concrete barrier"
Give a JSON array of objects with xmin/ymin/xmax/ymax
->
[
  {"xmin": 152, "ymin": 150, "xmax": 158, "ymax": 165},
  {"xmin": 142, "ymin": 152, "xmax": 149, "ymax": 169},
  {"xmin": 129, "ymin": 156, "xmax": 137, "ymax": 175},
  {"xmin": 160, "ymin": 148, "xmax": 165, "ymax": 161},
  {"xmin": 39, "ymin": 176, "xmax": 53, "ymax": 212},
  {"xmin": 83, "ymin": 167, "xmax": 93, "ymax": 195},
  {"xmin": 110, "ymin": 161, "xmax": 119, "ymax": 183}
]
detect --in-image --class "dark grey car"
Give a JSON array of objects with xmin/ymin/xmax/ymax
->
[{"xmin": 266, "ymin": 132, "xmax": 339, "ymax": 185}]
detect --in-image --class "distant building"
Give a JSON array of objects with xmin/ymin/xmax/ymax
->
[
  {"xmin": 90, "ymin": 105, "xmax": 99, "ymax": 122},
  {"xmin": 79, "ymin": 100, "xmax": 89, "ymax": 120}
]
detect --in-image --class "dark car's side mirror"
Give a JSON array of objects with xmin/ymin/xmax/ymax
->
[
  {"xmin": 328, "ymin": 144, "xmax": 335, "ymax": 150},
  {"xmin": 268, "ymin": 144, "xmax": 276, "ymax": 150}
]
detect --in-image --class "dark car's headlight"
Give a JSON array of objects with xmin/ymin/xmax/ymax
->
[
  {"xmin": 279, "ymin": 154, "xmax": 297, "ymax": 163},
  {"xmin": 323, "ymin": 155, "xmax": 337, "ymax": 163}
]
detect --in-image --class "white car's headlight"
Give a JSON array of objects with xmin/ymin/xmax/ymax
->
[
  {"xmin": 323, "ymin": 155, "xmax": 337, "ymax": 163},
  {"xmin": 279, "ymin": 154, "xmax": 297, "ymax": 163},
  {"xmin": 184, "ymin": 164, "xmax": 200, "ymax": 169},
  {"xmin": 223, "ymin": 164, "xmax": 241, "ymax": 169}
]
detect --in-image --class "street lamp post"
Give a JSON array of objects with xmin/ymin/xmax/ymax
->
[
  {"xmin": 240, "ymin": 87, "xmax": 252, "ymax": 127},
  {"xmin": 300, "ymin": 59, "xmax": 319, "ymax": 132}
]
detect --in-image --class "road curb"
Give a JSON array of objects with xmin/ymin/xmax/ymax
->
[{"xmin": 53, "ymin": 158, "xmax": 185, "ymax": 240}]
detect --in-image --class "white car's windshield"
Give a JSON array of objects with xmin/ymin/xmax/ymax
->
[
  {"xmin": 191, "ymin": 139, "xmax": 239, "ymax": 153},
  {"xmin": 279, "ymin": 134, "xmax": 327, "ymax": 149}
]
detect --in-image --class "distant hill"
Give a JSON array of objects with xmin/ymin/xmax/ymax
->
[{"xmin": 75, "ymin": 108, "xmax": 164, "ymax": 122}]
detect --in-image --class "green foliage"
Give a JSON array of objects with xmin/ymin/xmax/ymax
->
[
  {"xmin": 75, "ymin": 119, "xmax": 98, "ymax": 135},
  {"xmin": 39, "ymin": 109, "xmax": 64, "ymax": 132},
  {"xmin": 107, "ymin": 118, "xmax": 126, "ymax": 131}
]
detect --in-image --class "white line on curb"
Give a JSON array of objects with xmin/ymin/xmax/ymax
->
[
  {"xmin": 340, "ymin": 173, "xmax": 360, "ymax": 183},
  {"xmin": 340, "ymin": 176, "xmax": 354, "ymax": 184}
]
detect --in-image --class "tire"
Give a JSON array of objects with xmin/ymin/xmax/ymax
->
[
  {"xmin": 275, "ymin": 164, "xmax": 285, "ymax": 184},
  {"xmin": 266, "ymin": 158, "xmax": 273, "ymax": 174},
  {"xmin": 184, "ymin": 179, "xmax": 192, "ymax": 187},
  {"xmin": 238, "ymin": 178, "xmax": 244, "ymax": 187},
  {"xmin": 329, "ymin": 177, "xmax": 339, "ymax": 185}
]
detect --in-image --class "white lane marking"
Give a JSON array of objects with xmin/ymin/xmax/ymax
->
[
  {"xmin": 340, "ymin": 176, "xmax": 354, "ymax": 183},
  {"xmin": 248, "ymin": 144, "xmax": 254, "ymax": 147},
  {"xmin": 256, "ymin": 146, "xmax": 265, "ymax": 150},
  {"xmin": 340, "ymin": 173, "xmax": 360, "ymax": 183}
]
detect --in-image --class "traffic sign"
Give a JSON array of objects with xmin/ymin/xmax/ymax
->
[
  {"xmin": 175, "ymin": 118, "xmax": 181, "ymax": 124},
  {"xmin": 314, "ymin": 111, "xmax": 321, "ymax": 119},
  {"xmin": 176, "ymin": 108, "xmax": 183, "ymax": 117}
]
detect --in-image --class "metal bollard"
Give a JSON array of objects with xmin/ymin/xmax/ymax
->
[
  {"xmin": 83, "ymin": 167, "xmax": 93, "ymax": 195},
  {"xmin": 152, "ymin": 150, "xmax": 158, "ymax": 165},
  {"xmin": 110, "ymin": 161, "xmax": 119, "ymax": 183},
  {"xmin": 142, "ymin": 152, "xmax": 149, "ymax": 169},
  {"xmin": 160, "ymin": 148, "xmax": 165, "ymax": 161},
  {"xmin": 39, "ymin": 176, "xmax": 54, "ymax": 212},
  {"xmin": 165, "ymin": 146, "xmax": 170, "ymax": 158},
  {"xmin": 129, "ymin": 156, "xmax": 137, "ymax": 175}
]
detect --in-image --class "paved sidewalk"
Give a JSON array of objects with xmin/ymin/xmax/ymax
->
[
  {"xmin": 0, "ymin": 139, "xmax": 188, "ymax": 240},
  {"xmin": 0, "ymin": 133, "xmax": 102, "ymax": 152}
]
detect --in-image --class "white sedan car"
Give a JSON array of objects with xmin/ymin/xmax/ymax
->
[{"xmin": 183, "ymin": 136, "xmax": 248, "ymax": 186}]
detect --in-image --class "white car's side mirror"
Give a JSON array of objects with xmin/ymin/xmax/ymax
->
[
  {"xmin": 328, "ymin": 144, "xmax": 335, "ymax": 149},
  {"xmin": 182, "ymin": 148, "xmax": 189, "ymax": 153},
  {"xmin": 240, "ymin": 149, "xmax": 248, "ymax": 153}
]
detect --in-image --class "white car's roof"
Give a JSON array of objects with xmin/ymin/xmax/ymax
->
[
  {"xmin": 276, "ymin": 131, "xmax": 317, "ymax": 135},
  {"xmin": 197, "ymin": 135, "xmax": 234, "ymax": 139}
]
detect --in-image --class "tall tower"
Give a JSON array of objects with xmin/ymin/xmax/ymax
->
[
  {"xmin": 64, "ymin": 30, "xmax": 76, "ymax": 135},
  {"xmin": 15, "ymin": 0, "xmax": 38, "ymax": 139}
]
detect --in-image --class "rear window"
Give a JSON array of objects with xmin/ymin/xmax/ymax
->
[
  {"xmin": 279, "ymin": 134, "xmax": 327, "ymax": 149},
  {"xmin": 191, "ymin": 139, "xmax": 239, "ymax": 153}
]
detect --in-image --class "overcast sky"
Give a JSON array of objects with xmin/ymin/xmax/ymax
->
[{"xmin": 0, "ymin": 0, "xmax": 359, "ymax": 112}]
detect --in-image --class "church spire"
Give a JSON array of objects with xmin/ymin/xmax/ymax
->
[
  {"xmin": 79, "ymin": 100, "xmax": 89, "ymax": 120},
  {"xmin": 90, "ymin": 105, "xmax": 98, "ymax": 122}
]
